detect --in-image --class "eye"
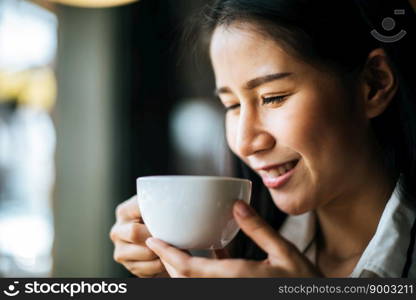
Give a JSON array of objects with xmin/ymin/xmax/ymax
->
[
  {"xmin": 224, "ymin": 103, "xmax": 240, "ymax": 112},
  {"xmin": 262, "ymin": 95, "xmax": 288, "ymax": 105}
]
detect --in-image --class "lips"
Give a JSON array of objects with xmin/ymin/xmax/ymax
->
[
  {"xmin": 257, "ymin": 159, "xmax": 300, "ymax": 189},
  {"xmin": 256, "ymin": 159, "xmax": 299, "ymax": 173},
  {"xmin": 263, "ymin": 160, "xmax": 298, "ymax": 177}
]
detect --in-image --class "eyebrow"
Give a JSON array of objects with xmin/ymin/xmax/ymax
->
[{"xmin": 214, "ymin": 72, "xmax": 293, "ymax": 96}]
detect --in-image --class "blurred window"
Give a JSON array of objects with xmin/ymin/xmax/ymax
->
[{"xmin": 0, "ymin": 0, "xmax": 57, "ymax": 277}]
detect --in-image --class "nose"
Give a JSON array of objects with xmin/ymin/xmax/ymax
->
[{"xmin": 235, "ymin": 106, "xmax": 275, "ymax": 157}]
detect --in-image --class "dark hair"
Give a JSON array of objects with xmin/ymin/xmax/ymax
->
[{"xmin": 188, "ymin": 0, "xmax": 416, "ymax": 261}]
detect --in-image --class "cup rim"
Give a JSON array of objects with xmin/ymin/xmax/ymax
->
[{"xmin": 136, "ymin": 175, "xmax": 251, "ymax": 184}]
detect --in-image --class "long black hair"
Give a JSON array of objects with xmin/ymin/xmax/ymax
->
[{"xmin": 188, "ymin": 0, "xmax": 416, "ymax": 261}]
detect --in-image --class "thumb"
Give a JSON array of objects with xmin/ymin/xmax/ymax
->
[
  {"xmin": 233, "ymin": 200, "xmax": 298, "ymax": 259},
  {"xmin": 161, "ymin": 260, "xmax": 188, "ymax": 278}
]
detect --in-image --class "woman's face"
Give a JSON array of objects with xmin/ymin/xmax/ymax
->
[{"xmin": 210, "ymin": 23, "xmax": 372, "ymax": 215}]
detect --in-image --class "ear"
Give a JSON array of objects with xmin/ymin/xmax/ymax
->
[{"xmin": 361, "ymin": 48, "xmax": 397, "ymax": 119}]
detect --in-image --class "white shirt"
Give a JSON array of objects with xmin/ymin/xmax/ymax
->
[{"xmin": 278, "ymin": 180, "xmax": 416, "ymax": 277}]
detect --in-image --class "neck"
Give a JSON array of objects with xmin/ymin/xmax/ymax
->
[{"xmin": 316, "ymin": 161, "xmax": 397, "ymax": 261}]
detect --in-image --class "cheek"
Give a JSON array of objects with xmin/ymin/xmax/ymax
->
[
  {"xmin": 265, "ymin": 92, "xmax": 348, "ymax": 170},
  {"xmin": 263, "ymin": 97, "xmax": 318, "ymax": 155},
  {"xmin": 284, "ymin": 91, "xmax": 360, "ymax": 182},
  {"xmin": 282, "ymin": 107, "xmax": 324, "ymax": 155},
  {"xmin": 264, "ymin": 95, "xmax": 352, "ymax": 213}
]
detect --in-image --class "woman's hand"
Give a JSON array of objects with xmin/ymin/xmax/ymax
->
[
  {"xmin": 109, "ymin": 196, "xmax": 169, "ymax": 278},
  {"xmin": 146, "ymin": 200, "xmax": 323, "ymax": 278}
]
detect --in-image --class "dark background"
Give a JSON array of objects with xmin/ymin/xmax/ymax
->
[{"xmin": 52, "ymin": 0, "xmax": 232, "ymax": 277}]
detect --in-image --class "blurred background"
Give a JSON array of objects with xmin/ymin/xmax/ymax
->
[{"xmin": 0, "ymin": 0, "xmax": 235, "ymax": 277}]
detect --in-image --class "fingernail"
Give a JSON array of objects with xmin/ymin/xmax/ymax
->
[{"xmin": 234, "ymin": 200, "xmax": 253, "ymax": 218}]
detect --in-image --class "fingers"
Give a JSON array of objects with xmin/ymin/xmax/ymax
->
[
  {"xmin": 162, "ymin": 261, "xmax": 188, "ymax": 278},
  {"xmin": 233, "ymin": 200, "xmax": 297, "ymax": 259},
  {"xmin": 110, "ymin": 222, "xmax": 151, "ymax": 244},
  {"xmin": 146, "ymin": 238, "xmax": 257, "ymax": 277},
  {"xmin": 113, "ymin": 241, "xmax": 165, "ymax": 277},
  {"xmin": 123, "ymin": 259, "xmax": 166, "ymax": 278},
  {"xmin": 113, "ymin": 242, "xmax": 158, "ymax": 262},
  {"xmin": 115, "ymin": 195, "xmax": 141, "ymax": 222},
  {"xmin": 146, "ymin": 238, "xmax": 196, "ymax": 276},
  {"xmin": 111, "ymin": 196, "xmax": 169, "ymax": 277}
]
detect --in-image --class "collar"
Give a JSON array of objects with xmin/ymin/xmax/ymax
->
[
  {"xmin": 350, "ymin": 183, "xmax": 416, "ymax": 277},
  {"xmin": 279, "ymin": 210, "xmax": 317, "ymax": 262}
]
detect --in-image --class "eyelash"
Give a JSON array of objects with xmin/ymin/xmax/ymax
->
[
  {"xmin": 262, "ymin": 95, "xmax": 287, "ymax": 104},
  {"xmin": 224, "ymin": 95, "xmax": 288, "ymax": 112}
]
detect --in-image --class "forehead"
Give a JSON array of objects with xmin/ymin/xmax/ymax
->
[{"xmin": 209, "ymin": 23, "xmax": 299, "ymax": 85}]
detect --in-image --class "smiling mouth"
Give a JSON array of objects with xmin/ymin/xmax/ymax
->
[
  {"xmin": 259, "ymin": 159, "xmax": 300, "ymax": 189},
  {"xmin": 263, "ymin": 159, "xmax": 299, "ymax": 178}
]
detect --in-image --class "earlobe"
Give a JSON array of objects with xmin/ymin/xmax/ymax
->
[{"xmin": 362, "ymin": 48, "xmax": 397, "ymax": 119}]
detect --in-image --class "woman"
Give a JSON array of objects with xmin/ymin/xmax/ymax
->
[{"xmin": 110, "ymin": 0, "xmax": 416, "ymax": 277}]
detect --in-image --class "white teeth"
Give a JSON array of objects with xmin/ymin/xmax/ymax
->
[
  {"xmin": 284, "ymin": 161, "xmax": 294, "ymax": 171},
  {"xmin": 277, "ymin": 166, "xmax": 286, "ymax": 176},
  {"xmin": 267, "ymin": 169, "xmax": 281, "ymax": 177},
  {"xmin": 266, "ymin": 160, "xmax": 298, "ymax": 178}
]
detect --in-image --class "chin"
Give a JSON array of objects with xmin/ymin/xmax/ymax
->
[{"xmin": 270, "ymin": 193, "xmax": 312, "ymax": 215}]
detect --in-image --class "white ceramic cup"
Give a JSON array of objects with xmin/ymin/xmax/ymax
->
[{"xmin": 136, "ymin": 175, "xmax": 252, "ymax": 249}]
